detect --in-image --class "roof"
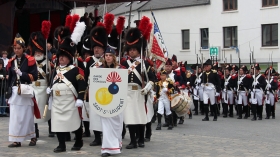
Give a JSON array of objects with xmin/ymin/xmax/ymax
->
[
  {"xmin": 110, "ymin": 0, "xmax": 210, "ymax": 15},
  {"xmin": 85, "ymin": 2, "xmax": 124, "ymax": 15},
  {"xmin": 141, "ymin": 0, "xmax": 210, "ymax": 11},
  {"xmin": 110, "ymin": 1, "xmax": 149, "ymax": 15},
  {"xmin": 48, "ymin": 0, "xmax": 147, "ymax": 5}
]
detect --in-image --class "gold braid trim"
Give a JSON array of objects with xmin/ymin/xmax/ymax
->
[{"xmin": 76, "ymin": 74, "xmax": 84, "ymax": 80}]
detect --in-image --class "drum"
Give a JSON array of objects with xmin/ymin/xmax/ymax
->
[{"xmin": 171, "ymin": 94, "xmax": 192, "ymax": 116}]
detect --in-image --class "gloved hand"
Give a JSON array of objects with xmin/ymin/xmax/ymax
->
[
  {"xmin": 215, "ymin": 92, "xmax": 220, "ymax": 96},
  {"xmin": 195, "ymin": 86, "xmax": 199, "ymax": 90},
  {"xmin": 253, "ymin": 82, "xmax": 258, "ymax": 86},
  {"xmin": 75, "ymin": 99, "xmax": 83, "ymax": 107},
  {"xmin": 225, "ymin": 82, "xmax": 229, "ymax": 86},
  {"xmin": 267, "ymin": 84, "xmax": 271, "ymax": 88},
  {"xmin": 46, "ymin": 87, "xmax": 52, "ymax": 94},
  {"xmin": 253, "ymin": 88, "xmax": 256, "ymax": 92},
  {"xmin": 0, "ymin": 75, "xmax": 3, "ymax": 79},
  {"xmin": 48, "ymin": 96, "xmax": 52, "ymax": 110},
  {"xmin": 15, "ymin": 69, "xmax": 22, "ymax": 76},
  {"xmin": 223, "ymin": 88, "xmax": 226, "ymax": 92},
  {"xmin": 175, "ymin": 82, "xmax": 180, "ymax": 86},
  {"xmin": 266, "ymin": 91, "xmax": 270, "ymax": 94},
  {"xmin": 196, "ymin": 79, "xmax": 201, "ymax": 84},
  {"xmin": 238, "ymin": 81, "xmax": 242, "ymax": 85},
  {"xmin": 141, "ymin": 81, "xmax": 154, "ymax": 95}
]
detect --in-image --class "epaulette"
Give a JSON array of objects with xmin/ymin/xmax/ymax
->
[
  {"xmin": 231, "ymin": 74, "xmax": 238, "ymax": 79},
  {"xmin": 25, "ymin": 54, "xmax": 36, "ymax": 66},
  {"xmin": 211, "ymin": 69, "xmax": 217, "ymax": 73},
  {"xmin": 77, "ymin": 57, "xmax": 83, "ymax": 62},
  {"xmin": 6, "ymin": 58, "xmax": 16, "ymax": 70},
  {"xmin": 78, "ymin": 67, "xmax": 85, "ymax": 76},
  {"xmin": 246, "ymin": 74, "xmax": 252, "ymax": 78},
  {"xmin": 262, "ymin": 74, "xmax": 266, "ymax": 78},
  {"xmin": 52, "ymin": 55, "xmax": 56, "ymax": 60},
  {"xmin": 85, "ymin": 56, "xmax": 91, "ymax": 63}
]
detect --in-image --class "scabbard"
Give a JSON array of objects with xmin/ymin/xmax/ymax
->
[{"xmin": 43, "ymin": 104, "xmax": 48, "ymax": 119}]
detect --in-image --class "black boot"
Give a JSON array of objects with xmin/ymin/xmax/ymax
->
[
  {"xmin": 265, "ymin": 104, "xmax": 271, "ymax": 119},
  {"xmin": 156, "ymin": 114, "xmax": 162, "ymax": 130},
  {"xmin": 237, "ymin": 105, "xmax": 243, "ymax": 119},
  {"xmin": 172, "ymin": 111, "xmax": 178, "ymax": 127},
  {"xmin": 200, "ymin": 101, "xmax": 204, "ymax": 115},
  {"xmin": 209, "ymin": 105, "xmax": 214, "ymax": 116},
  {"xmin": 235, "ymin": 105, "xmax": 238, "ymax": 116},
  {"xmin": 251, "ymin": 104, "xmax": 257, "ymax": 121},
  {"xmin": 48, "ymin": 119, "xmax": 55, "ymax": 137},
  {"xmin": 258, "ymin": 106, "xmax": 263, "ymax": 120},
  {"xmin": 178, "ymin": 116, "xmax": 184, "ymax": 124},
  {"xmin": 188, "ymin": 110, "xmax": 192, "ymax": 119},
  {"xmin": 271, "ymin": 105, "xmax": 275, "ymax": 119},
  {"xmin": 89, "ymin": 131, "xmax": 101, "ymax": 146},
  {"xmin": 151, "ymin": 111, "xmax": 157, "ymax": 123},
  {"xmin": 243, "ymin": 106, "xmax": 249, "ymax": 119},
  {"xmin": 193, "ymin": 100, "xmax": 198, "ymax": 115},
  {"xmin": 202, "ymin": 104, "xmax": 209, "ymax": 121},
  {"xmin": 213, "ymin": 104, "xmax": 217, "ymax": 121},
  {"xmin": 65, "ymin": 132, "xmax": 71, "ymax": 141},
  {"xmin": 217, "ymin": 104, "xmax": 220, "ymax": 116},
  {"xmin": 167, "ymin": 114, "xmax": 173, "ymax": 130},
  {"xmin": 145, "ymin": 122, "xmax": 151, "ymax": 142},
  {"xmin": 35, "ymin": 123, "xmax": 39, "ymax": 138},
  {"xmin": 229, "ymin": 105, "xmax": 233, "ymax": 117},
  {"xmin": 82, "ymin": 121, "xmax": 91, "ymax": 137},
  {"xmin": 126, "ymin": 125, "xmax": 138, "ymax": 149},
  {"xmin": 223, "ymin": 103, "xmax": 228, "ymax": 118},
  {"xmin": 162, "ymin": 113, "xmax": 169, "ymax": 127}
]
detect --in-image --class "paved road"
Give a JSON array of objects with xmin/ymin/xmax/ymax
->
[{"xmin": 1, "ymin": 103, "xmax": 280, "ymax": 157}]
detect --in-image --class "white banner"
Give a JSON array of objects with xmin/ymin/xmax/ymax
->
[{"xmin": 89, "ymin": 68, "xmax": 128, "ymax": 117}]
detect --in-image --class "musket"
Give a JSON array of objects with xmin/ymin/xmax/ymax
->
[
  {"xmin": 83, "ymin": 86, "xmax": 90, "ymax": 118},
  {"xmin": 236, "ymin": 58, "xmax": 241, "ymax": 100},
  {"xmin": 224, "ymin": 57, "xmax": 228, "ymax": 101}
]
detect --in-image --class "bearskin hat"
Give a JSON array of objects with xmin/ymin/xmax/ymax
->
[
  {"xmin": 57, "ymin": 37, "xmax": 76, "ymax": 64},
  {"xmin": 124, "ymin": 28, "xmax": 146, "ymax": 54},
  {"xmin": 253, "ymin": 63, "xmax": 261, "ymax": 70},
  {"xmin": 240, "ymin": 65, "xmax": 248, "ymax": 72},
  {"xmin": 191, "ymin": 64, "xmax": 201, "ymax": 70},
  {"xmin": 165, "ymin": 58, "xmax": 172, "ymax": 66},
  {"xmin": 81, "ymin": 35, "xmax": 93, "ymax": 56},
  {"xmin": 265, "ymin": 67, "xmax": 276, "ymax": 75},
  {"xmin": 232, "ymin": 64, "xmax": 239, "ymax": 71},
  {"xmin": 203, "ymin": 59, "xmax": 212, "ymax": 66},
  {"xmin": 53, "ymin": 26, "xmax": 71, "ymax": 49},
  {"xmin": 172, "ymin": 54, "xmax": 177, "ymax": 62},
  {"xmin": 90, "ymin": 26, "xmax": 108, "ymax": 50},
  {"xmin": 225, "ymin": 64, "xmax": 232, "ymax": 71},
  {"xmin": 29, "ymin": 31, "xmax": 46, "ymax": 56},
  {"xmin": 108, "ymin": 27, "xmax": 119, "ymax": 50}
]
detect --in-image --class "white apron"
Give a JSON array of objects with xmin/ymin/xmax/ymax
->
[
  {"xmin": 146, "ymin": 90, "xmax": 155, "ymax": 122},
  {"xmin": 123, "ymin": 83, "xmax": 147, "ymax": 125},
  {"xmin": 32, "ymin": 79, "xmax": 50, "ymax": 123},
  {"xmin": 8, "ymin": 86, "xmax": 35, "ymax": 142},
  {"xmin": 101, "ymin": 113, "xmax": 123, "ymax": 155},
  {"xmin": 89, "ymin": 102, "xmax": 102, "ymax": 131},
  {"xmin": 82, "ymin": 101, "xmax": 90, "ymax": 121},
  {"xmin": 51, "ymin": 83, "xmax": 80, "ymax": 132}
]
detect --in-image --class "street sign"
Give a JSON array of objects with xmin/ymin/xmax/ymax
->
[{"xmin": 210, "ymin": 47, "xmax": 219, "ymax": 57}]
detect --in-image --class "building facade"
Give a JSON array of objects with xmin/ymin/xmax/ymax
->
[{"xmin": 111, "ymin": 0, "xmax": 279, "ymax": 71}]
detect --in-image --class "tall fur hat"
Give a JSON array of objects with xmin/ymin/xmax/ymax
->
[
  {"xmin": 90, "ymin": 26, "xmax": 108, "ymax": 50},
  {"xmin": 124, "ymin": 28, "xmax": 146, "ymax": 54}
]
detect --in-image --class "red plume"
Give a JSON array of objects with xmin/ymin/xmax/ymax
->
[
  {"xmin": 104, "ymin": 13, "xmax": 115, "ymax": 35},
  {"xmin": 70, "ymin": 14, "xmax": 80, "ymax": 33},
  {"xmin": 139, "ymin": 16, "xmax": 150, "ymax": 35},
  {"xmin": 65, "ymin": 15, "xmax": 72, "ymax": 28},
  {"xmin": 97, "ymin": 22, "xmax": 105, "ymax": 28},
  {"xmin": 143, "ymin": 22, "xmax": 153, "ymax": 41},
  {"xmin": 116, "ymin": 16, "xmax": 125, "ymax": 35},
  {"xmin": 41, "ymin": 21, "xmax": 51, "ymax": 39}
]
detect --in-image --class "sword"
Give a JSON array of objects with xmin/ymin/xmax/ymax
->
[{"xmin": 83, "ymin": 87, "xmax": 89, "ymax": 118}]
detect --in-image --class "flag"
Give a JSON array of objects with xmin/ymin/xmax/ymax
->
[{"xmin": 148, "ymin": 11, "xmax": 168, "ymax": 72}]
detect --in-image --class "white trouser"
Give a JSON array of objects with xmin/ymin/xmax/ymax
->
[
  {"xmin": 193, "ymin": 88, "xmax": 199, "ymax": 100},
  {"xmin": 237, "ymin": 91, "xmax": 248, "ymax": 106},
  {"xmin": 203, "ymin": 88, "xmax": 215, "ymax": 105},
  {"xmin": 226, "ymin": 90, "xmax": 234, "ymax": 104},
  {"xmin": 198, "ymin": 86, "xmax": 204, "ymax": 101},
  {"xmin": 250, "ymin": 89, "xmax": 264, "ymax": 106},
  {"xmin": 265, "ymin": 92, "xmax": 275, "ymax": 106},
  {"xmin": 157, "ymin": 98, "xmax": 171, "ymax": 115}
]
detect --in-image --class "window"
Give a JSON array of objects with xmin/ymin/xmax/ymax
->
[
  {"xmin": 223, "ymin": 0, "xmax": 238, "ymax": 11},
  {"xmin": 182, "ymin": 30, "xmax": 190, "ymax": 49},
  {"xmin": 262, "ymin": 0, "xmax": 278, "ymax": 7},
  {"xmin": 262, "ymin": 24, "xmax": 278, "ymax": 46},
  {"xmin": 200, "ymin": 28, "xmax": 209, "ymax": 49},
  {"xmin": 223, "ymin": 26, "xmax": 238, "ymax": 48}
]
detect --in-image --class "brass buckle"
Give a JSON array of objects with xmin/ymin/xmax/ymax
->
[
  {"xmin": 55, "ymin": 90, "xmax": 60, "ymax": 96},
  {"xmin": 132, "ymin": 85, "xmax": 138, "ymax": 90},
  {"xmin": 205, "ymin": 83, "xmax": 209, "ymax": 86},
  {"xmin": 35, "ymin": 81, "xmax": 41, "ymax": 86}
]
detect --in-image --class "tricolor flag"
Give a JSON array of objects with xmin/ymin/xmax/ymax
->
[{"xmin": 148, "ymin": 11, "xmax": 168, "ymax": 72}]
